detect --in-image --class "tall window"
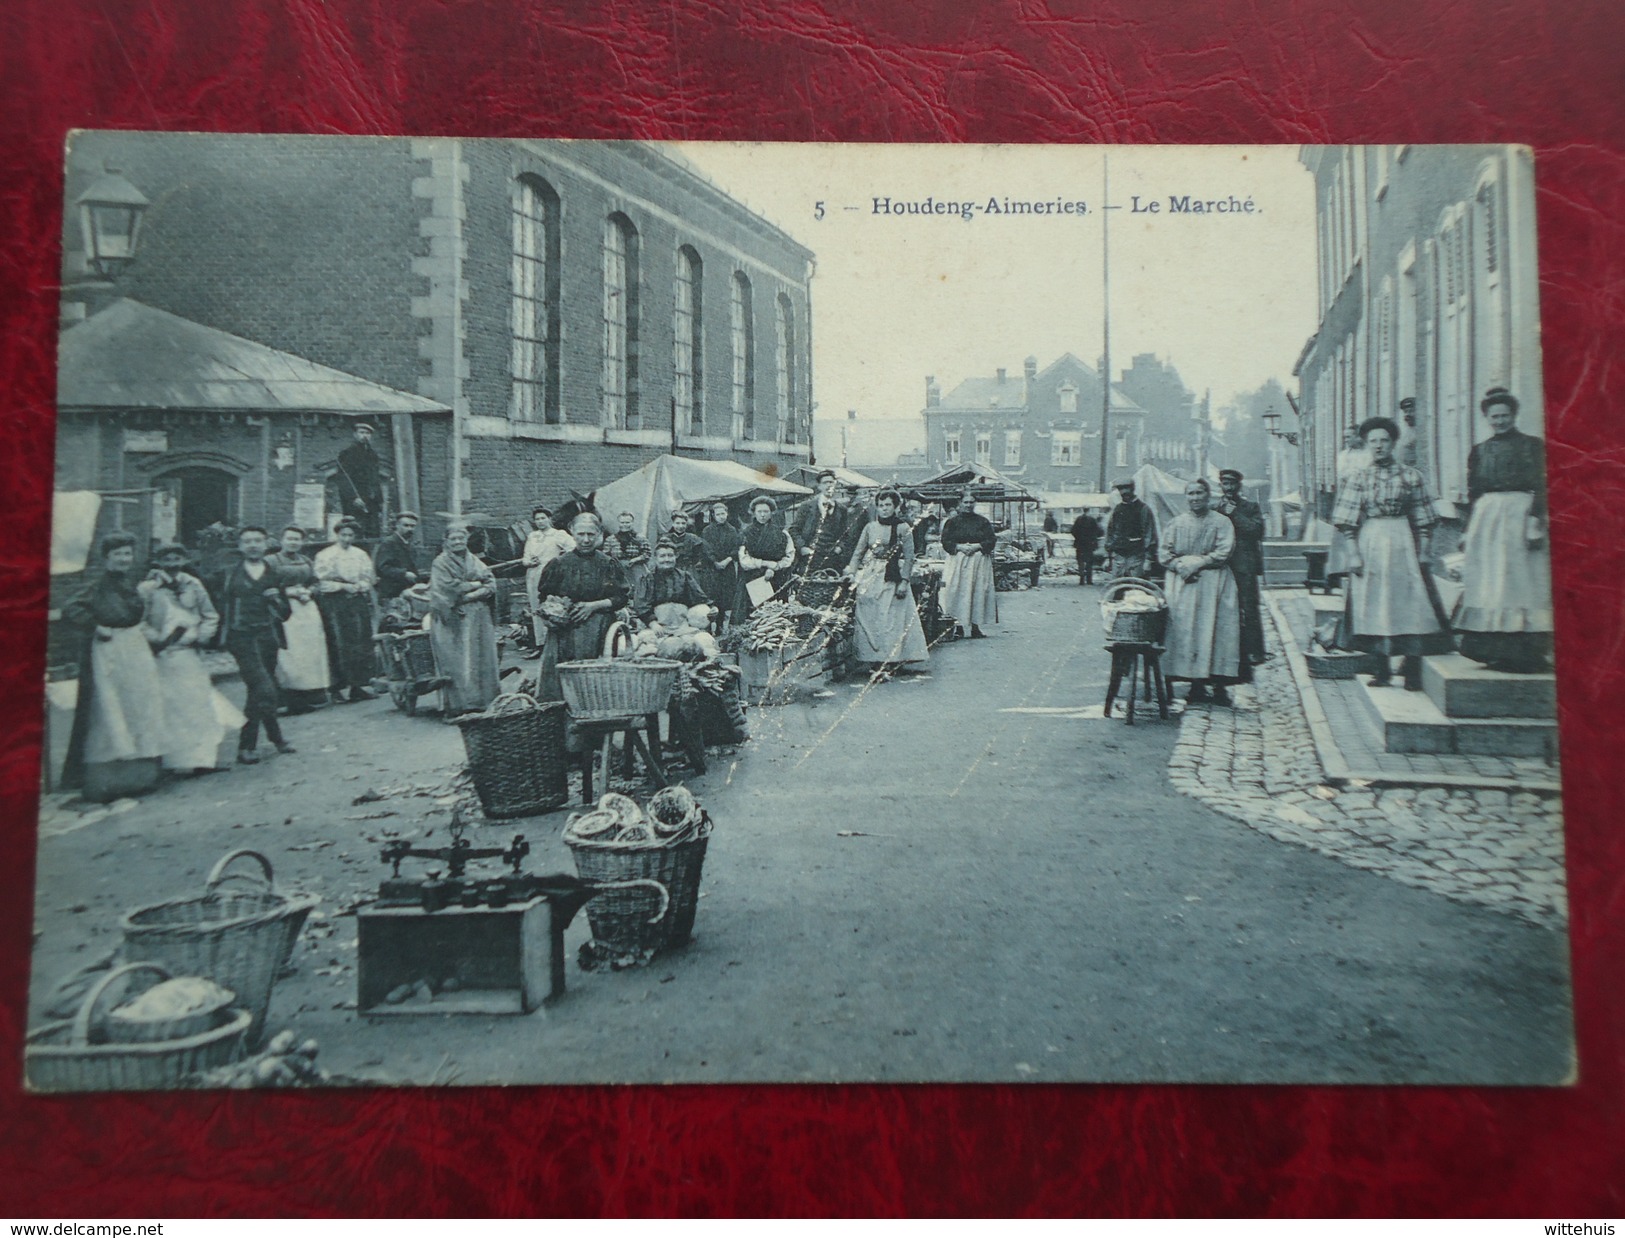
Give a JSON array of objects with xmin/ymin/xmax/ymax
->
[
  {"xmin": 731, "ymin": 272, "xmax": 754, "ymax": 439},
  {"xmin": 511, "ymin": 176, "xmax": 560, "ymax": 423},
  {"xmin": 1052, "ymin": 431, "xmax": 1082, "ymax": 466},
  {"xmin": 1058, "ymin": 383, "xmax": 1078, "ymax": 413},
  {"xmin": 945, "ymin": 432, "xmax": 961, "ymax": 464},
  {"xmin": 674, "ymin": 246, "xmax": 703, "ymax": 435},
  {"xmin": 975, "ymin": 431, "xmax": 992, "ymax": 465},
  {"xmin": 1003, "ymin": 430, "xmax": 1022, "ymax": 466},
  {"xmin": 775, "ymin": 293, "xmax": 796, "ymax": 443},
  {"xmin": 1115, "ymin": 434, "xmax": 1129, "ymax": 468},
  {"xmin": 602, "ymin": 213, "xmax": 640, "ymax": 429}
]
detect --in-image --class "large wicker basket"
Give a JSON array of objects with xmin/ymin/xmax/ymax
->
[
  {"xmin": 1100, "ymin": 578, "xmax": 1169, "ymax": 645},
  {"xmin": 557, "ymin": 658, "xmax": 681, "ymax": 721},
  {"xmin": 793, "ymin": 575, "xmax": 850, "ymax": 610},
  {"xmin": 455, "ymin": 695, "xmax": 570, "ymax": 817},
  {"xmin": 568, "ymin": 821, "xmax": 711, "ymax": 961},
  {"xmin": 26, "ymin": 962, "xmax": 251, "ymax": 1092},
  {"xmin": 120, "ymin": 850, "xmax": 316, "ymax": 1047}
]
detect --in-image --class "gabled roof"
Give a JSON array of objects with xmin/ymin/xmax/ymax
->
[
  {"xmin": 938, "ymin": 353, "xmax": 1148, "ymax": 415},
  {"xmin": 58, "ymin": 299, "xmax": 451, "ymax": 416}
]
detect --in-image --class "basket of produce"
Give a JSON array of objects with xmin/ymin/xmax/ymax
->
[
  {"xmin": 120, "ymin": 850, "xmax": 317, "ymax": 1047},
  {"xmin": 26, "ymin": 962, "xmax": 251, "ymax": 1092},
  {"xmin": 564, "ymin": 787, "xmax": 712, "ymax": 969},
  {"xmin": 556, "ymin": 658, "xmax": 682, "ymax": 721},
  {"xmin": 1304, "ymin": 648, "xmax": 1386, "ymax": 679},
  {"xmin": 106, "ymin": 974, "xmax": 236, "ymax": 1044},
  {"xmin": 1100, "ymin": 578, "xmax": 1168, "ymax": 645},
  {"xmin": 455, "ymin": 692, "xmax": 570, "ymax": 817}
]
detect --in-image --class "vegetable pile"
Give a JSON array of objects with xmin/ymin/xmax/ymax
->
[{"xmin": 188, "ymin": 1030, "xmax": 327, "ymax": 1090}]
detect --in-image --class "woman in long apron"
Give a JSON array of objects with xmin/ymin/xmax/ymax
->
[
  {"xmin": 1455, "ymin": 387, "xmax": 1553, "ymax": 673},
  {"xmin": 845, "ymin": 488, "xmax": 929, "ymax": 669},
  {"xmin": 268, "ymin": 527, "xmax": 332, "ymax": 712},
  {"xmin": 60, "ymin": 534, "xmax": 167, "ymax": 800},
  {"xmin": 1333, "ymin": 416, "xmax": 1454, "ymax": 690},
  {"xmin": 429, "ymin": 523, "xmax": 502, "ymax": 715},
  {"xmin": 139, "ymin": 542, "xmax": 243, "ymax": 773},
  {"xmin": 732, "ymin": 496, "xmax": 795, "ymax": 624}
]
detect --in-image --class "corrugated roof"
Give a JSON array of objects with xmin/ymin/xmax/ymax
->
[{"xmin": 58, "ymin": 299, "xmax": 451, "ymax": 416}]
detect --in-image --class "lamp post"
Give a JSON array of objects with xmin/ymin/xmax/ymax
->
[
  {"xmin": 76, "ymin": 165, "xmax": 150, "ymax": 280},
  {"xmin": 1262, "ymin": 405, "xmax": 1301, "ymax": 538}
]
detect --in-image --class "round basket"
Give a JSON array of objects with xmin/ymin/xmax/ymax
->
[
  {"xmin": 455, "ymin": 696, "xmax": 570, "ymax": 818},
  {"xmin": 557, "ymin": 658, "xmax": 681, "ymax": 721},
  {"xmin": 793, "ymin": 576, "xmax": 849, "ymax": 610},
  {"xmin": 1100, "ymin": 577, "xmax": 1169, "ymax": 645},
  {"xmin": 106, "ymin": 976, "xmax": 235, "ymax": 1044},
  {"xmin": 25, "ymin": 962, "xmax": 251, "ymax": 1092},
  {"xmin": 119, "ymin": 850, "xmax": 316, "ymax": 1048},
  {"xmin": 568, "ymin": 828, "xmax": 710, "ymax": 960}
]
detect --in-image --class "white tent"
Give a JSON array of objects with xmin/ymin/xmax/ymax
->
[
  {"xmin": 592, "ymin": 455, "xmax": 812, "ymax": 544},
  {"xmin": 786, "ymin": 464, "xmax": 882, "ymax": 489}
]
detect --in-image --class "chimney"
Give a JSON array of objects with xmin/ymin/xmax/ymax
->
[
  {"xmin": 997, "ymin": 368, "xmax": 1007, "ymax": 383},
  {"xmin": 1024, "ymin": 356, "xmax": 1038, "ymax": 381},
  {"xmin": 847, "ymin": 408, "xmax": 857, "ymax": 421},
  {"xmin": 925, "ymin": 376, "xmax": 941, "ymax": 409}
]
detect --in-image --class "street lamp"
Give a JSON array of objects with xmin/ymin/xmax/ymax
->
[
  {"xmin": 75, "ymin": 165, "xmax": 150, "ymax": 280},
  {"xmin": 1262, "ymin": 405, "xmax": 1298, "ymax": 447}
]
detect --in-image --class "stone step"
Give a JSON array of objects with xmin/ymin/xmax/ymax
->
[
  {"xmin": 1421, "ymin": 652, "xmax": 1556, "ymax": 719},
  {"xmin": 1349, "ymin": 677, "xmax": 1557, "ymax": 760}
]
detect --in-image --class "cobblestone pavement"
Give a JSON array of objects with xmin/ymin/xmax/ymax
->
[{"xmin": 1167, "ymin": 607, "xmax": 1569, "ymax": 931}]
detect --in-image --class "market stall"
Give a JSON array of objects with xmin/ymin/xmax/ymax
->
[{"xmin": 591, "ymin": 455, "xmax": 812, "ymax": 546}]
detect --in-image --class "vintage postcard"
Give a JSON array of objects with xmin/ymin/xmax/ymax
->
[{"xmin": 27, "ymin": 136, "xmax": 1571, "ymax": 1088}]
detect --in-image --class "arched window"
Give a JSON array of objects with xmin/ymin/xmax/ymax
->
[
  {"xmin": 775, "ymin": 293, "xmax": 796, "ymax": 444},
  {"xmin": 603, "ymin": 213, "xmax": 640, "ymax": 429},
  {"xmin": 674, "ymin": 246, "xmax": 703, "ymax": 435},
  {"xmin": 730, "ymin": 271, "xmax": 754, "ymax": 439},
  {"xmin": 511, "ymin": 175, "xmax": 561, "ymax": 424}
]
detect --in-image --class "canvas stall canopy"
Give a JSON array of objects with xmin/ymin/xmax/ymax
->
[
  {"xmin": 785, "ymin": 464, "xmax": 882, "ymax": 490},
  {"xmin": 592, "ymin": 455, "xmax": 812, "ymax": 544}
]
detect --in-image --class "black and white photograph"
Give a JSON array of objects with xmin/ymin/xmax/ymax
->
[{"xmin": 27, "ymin": 135, "xmax": 1571, "ymax": 1089}]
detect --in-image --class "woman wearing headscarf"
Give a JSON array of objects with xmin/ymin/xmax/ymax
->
[
  {"xmin": 698, "ymin": 500, "xmax": 741, "ymax": 625},
  {"xmin": 1333, "ymin": 415, "xmax": 1453, "ymax": 690},
  {"xmin": 60, "ymin": 533, "xmax": 167, "ymax": 799},
  {"xmin": 733, "ymin": 496, "xmax": 795, "ymax": 623},
  {"xmin": 1455, "ymin": 387, "xmax": 1553, "ymax": 673},
  {"xmin": 267, "ymin": 526, "xmax": 332, "ymax": 713},
  {"xmin": 140, "ymin": 542, "xmax": 242, "ymax": 774},
  {"xmin": 846, "ymin": 488, "xmax": 929, "ymax": 669},
  {"xmin": 428, "ymin": 523, "xmax": 501, "ymax": 715},
  {"xmin": 534, "ymin": 512, "xmax": 630, "ymax": 702}
]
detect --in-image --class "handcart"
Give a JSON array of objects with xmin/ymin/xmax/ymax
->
[{"xmin": 374, "ymin": 627, "xmax": 448, "ymax": 716}]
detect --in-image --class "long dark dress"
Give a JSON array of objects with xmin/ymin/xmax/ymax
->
[
  {"xmin": 1457, "ymin": 429, "xmax": 1553, "ymax": 671},
  {"xmin": 60, "ymin": 571, "xmax": 165, "ymax": 796},
  {"xmin": 698, "ymin": 521, "xmax": 742, "ymax": 620},
  {"xmin": 534, "ymin": 550, "xmax": 629, "ymax": 701},
  {"xmin": 732, "ymin": 522, "xmax": 795, "ymax": 622},
  {"xmin": 429, "ymin": 548, "xmax": 501, "ymax": 713}
]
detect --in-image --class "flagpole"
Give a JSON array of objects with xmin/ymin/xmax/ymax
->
[{"xmin": 1096, "ymin": 152, "xmax": 1112, "ymax": 495}]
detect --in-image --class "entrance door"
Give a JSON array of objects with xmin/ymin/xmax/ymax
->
[{"xmin": 160, "ymin": 467, "xmax": 237, "ymax": 544}]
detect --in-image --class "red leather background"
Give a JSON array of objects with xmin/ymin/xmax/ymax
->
[{"xmin": 3, "ymin": 0, "xmax": 1623, "ymax": 1217}]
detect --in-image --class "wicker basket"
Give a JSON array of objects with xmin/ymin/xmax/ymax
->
[
  {"xmin": 568, "ymin": 823, "xmax": 711, "ymax": 960},
  {"xmin": 1100, "ymin": 578, "xmax": 1169, "ymax": 645},
  {"xmin": 106, "ymin": 976, "xmax": 236, "ymax": 1044},
  {"xmin": 25, "ymin": 963, "xmax": 251, "ymax": 1092},
  {"xmin": 557, "ymin": 658, "xmax": 681, "ymax": 721},
  {"xmin": 793, "ymin": 576, "xmax": 850, "ymax": 610},
  {"xmin": 456, "ymin": 695, "xmax": 570, "ymax": 818},
  {"xmin": 1305, "ymin": 649, "xmax": 1386, "ymax": 679},
  {"xmin": 120, "ymin": 850, "xmax": 316, "ymax": 1047}
]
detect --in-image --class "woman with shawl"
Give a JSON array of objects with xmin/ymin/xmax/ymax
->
[
  {"xmin": 140, "ymin": 542, "xmax": 242, "ymax": 773},
  {"xmin": 698, "ymin": 501, "xmax": 742, "ymax": 625},
  {"xmin": 428, "ymin": 523, "xmax": 501, "ymax": 715},
  {"xmin": 267, "ymin": 526, "xmax": 332, "ymax": 712},
  {"xmin": 939, "ymin": 490, "xmax": 998, "ymax": 638},
  {"xmin": 534, "ymin": 512, "xmax": 630, "ymax": 702},
  {"xmin": 732, "ymin": 496, "xmax": 796, "ymax": 623},
  {"xmin": 60, "ymin": 533, "xmax": 166, "ymax": 799},
  {"xmin": 1158, "ymin": 480, "xmax": 1245, "ymax": 706},
  {"xmin": 846, "ymin": 488, "xmax": 929, "ymax": 669}
]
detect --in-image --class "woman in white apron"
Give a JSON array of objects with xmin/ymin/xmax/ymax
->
[
  {"xmin": 1332, "ymin": 416, "xmax": 1454, "ymax": 690},
  {"xmin": 140, "ymin": 543, "xmax": 244, "ymax": 772},
  {"xmin": 268, "ymin": 526, "xmax": 333, "ymax": 711}
]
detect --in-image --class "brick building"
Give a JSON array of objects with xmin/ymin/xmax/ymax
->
[
  {"xmin": 57, "ymin": 133, "xmax": 815, "ymax": 548},
  {"xmin": 1294, "ymin": 145, "xmax": 1541, "ymax": 525},
  {"xmin": 920, "ymin": 353, "xmax": 1152, "ymax": 496}
]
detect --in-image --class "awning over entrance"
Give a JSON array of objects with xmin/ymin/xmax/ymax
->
[{"xmin": 58, "ymin": 298, "xmax": 450, "ymax": 416}]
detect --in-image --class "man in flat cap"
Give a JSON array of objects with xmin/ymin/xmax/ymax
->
[
  {"xmin": 1105, "ymin": 479, "xmax": 1156, "ymax": 579},
  {"xmin": 335, "ymin": 422, "xmax": 388, "ymax": 539},
  {"xmin": 1215, "ymin": 468, "xmax": 1267, "ymax": 666}
]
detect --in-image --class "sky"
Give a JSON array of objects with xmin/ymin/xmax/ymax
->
[{"xmin": 667, "ymin": 143, "xmax": 1318, "ymax": 430}]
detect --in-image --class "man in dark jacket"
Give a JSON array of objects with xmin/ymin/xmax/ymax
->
[
  {"xmin": 218, "ymin": 526, "xmax": 295, "ymax": 763},
  {"xmin": 1215, "ymin": 468, "xmax": 1268, "ymax": 664},
  {"xmin": 373, "ymin": 511, "xmax": 426, "ymax": 601},
  {"xmin": 789, "ymin": 470, "xmax": 852, "ymax": 575},
  {"xmin": 1070, "ymin": 510, "xmax": 1103, "ymax": 585},
  {"xmin": 334, "ymin": 422, "xmax": 387, "ymax": 539},
  {"xmin": 1105, "ymin": 480, "xmax": 1157, "ymax": 578}
]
